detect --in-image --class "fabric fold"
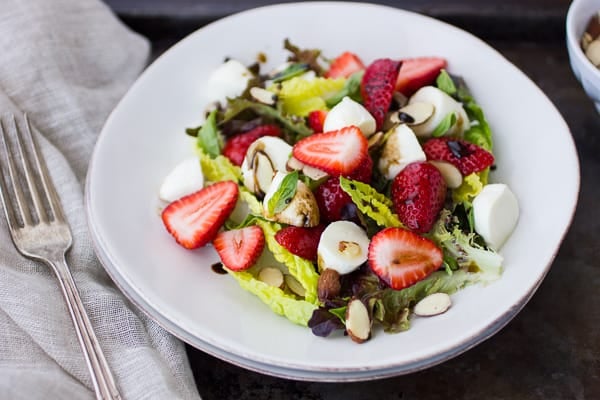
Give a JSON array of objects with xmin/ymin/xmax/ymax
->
[{"xmin": 0, "ymin": 0, "xmax": 201, "ymax": 398}]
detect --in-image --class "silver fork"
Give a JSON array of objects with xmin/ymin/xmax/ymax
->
[{"xmin": 0, "ymin": 114, "xmax": 121, "ymax": 400}]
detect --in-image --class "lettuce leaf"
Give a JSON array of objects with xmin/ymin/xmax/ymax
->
[
  {"xmin": 373, "ymin": 269, "xmax": 481, "ymax": 332},
  {"xmin": 256, "ymin": 219, "xmax": 320, "ymax": 303},
  {"xmin": 452, "ymin": 172, "xmax": 484, "ymax": 204},
  {"xmin": 226, "ymin": 269, "xmax": 317, "ymax": 326},
  {"xmin": 339, "ymin": 177, "xmax": 403, "ymax": 228},
  {"xmin": 276, "ymin": 76, "xmax": 345, "ymax": 116},
  {"xmin": 431, "ymin": 209, "xmax": 503, "ymax": 279},
  {"xmin": 196, "ymin": 148, "xmax": 241, "ymax": 183}
]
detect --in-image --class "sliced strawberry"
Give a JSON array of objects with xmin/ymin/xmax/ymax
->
[
  {"xmin": 314, "ymin": 154, "xmax": 372, "ymax": 223},
  {"xmin": 395, "ymin": 57, "xmax": 447, "ymax": 96},
  {"xmin": 307, "ymin": 109, "xmax": 328, "ymax": 133},
  {"xmin": 292, "ymin": 126, "xmax": 368, "ymax": 176},
  {"xmin": 275, "ymin": 224, "xmax": 326, "ymax": 262},
  {"xmin": 391, "ymin": 162, "xmax": 447, "ymax": 233},
  {"xmin": 368, "ymin": 227, "xmax": 443, "ymax": 290},
  {"xmin": 423, "ymin": 137, "xmax": 494, "ymax": 176},
  {"xmin": 213, "ymin": 225, "xmax": 265, "ymax": 271},
  {"xmin": 361, "ymin": 58, "xmax": 401, "ymax": 130},
  {"xmin": 325, "ymin": 51, "xmax": 365, "ymax": 79},
  {"xmin": 161, "ymin": 181, "xmax": 238, "ymax": 249},
  {"xmin": 222, "ymin": 124, "xmax": 281, "ymax": 166}
]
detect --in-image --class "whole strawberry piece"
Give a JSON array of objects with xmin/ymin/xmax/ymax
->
[
  {"xmin": 325, "ymin": 51, "xmax": 365, "ymax": 79},
  {"xmin": 361, "ymin": 58, "xmax": 401, "ymax": 130},
  {"xmin": 368, "ymin": 227, "xmax": 443, "ymax": 290},
  {"xmin": 314, "ymin": 154, "xmax": 372, "ymax": 223},
  {"xmin": 222, "ymin": 124, "xmax": 281, "ymax": 166},
  {"xmin": 423, "ymin": 137, "xmax": 494, "ymax": 176},
  {"xmin": 307, "ymin": 109, "xmax": 328, "ymax": 133},
  {"xmin": 292, "ymin": 125, "xmax": 368, "ymax": 176},
  {"xmin": 161, "ymin": 181, "xmax": 239, "ymax": 249},
  {"xmin": 395, "ymin": 57, "xmax": 447, "ymax": 96},
  {"xmin": 391, "ymin": 162, "xmax": 447, "ymax": 233},
  {"xmin": 275, "ymin": 224, "xmax": 326, "ymax": 262},
  {"xmin": 213, "ymin": 225, "xmax": 265, "ymax": 271}
]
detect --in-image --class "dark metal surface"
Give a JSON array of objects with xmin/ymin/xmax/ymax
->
[
  {"xmin": 105, "ymin": 0, "xmax": 571, "ymax": 41},
  {"xmin": 105, "ymin": 1, "xmax": 600, "ymax": 398}
]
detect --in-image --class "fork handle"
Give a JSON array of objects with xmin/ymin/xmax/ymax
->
[{"xmin": 48, "ymin": 256, "xmax": 122, "ymax": 400}]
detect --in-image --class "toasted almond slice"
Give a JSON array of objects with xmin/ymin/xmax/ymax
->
[
  {"xmin": 414, "ymin": 293, "xmax": 452, "ymax": 316},
  {"xmin": 250, "ymin": 87, "xmax": 277, "ymax": 105},
  {"xmin": 429, "ymin": 160, "xmax": 463, "ymax": 189},
  {"xmin": 396, "ymin": 102, "xmax": 435, "ymax": 125},
  {"xmin": 258, "ymin": 267, "xmax": 284, "ymax": 288},
  {"xmin": 285, "ymin": 274, "xmax": 306, "ymax": 297},
  {"xmin": 346, "ymin": 298, "xmax": 371, "ymax": 343},
  {"xmin": 367, "ymin": 131, "xmax": 384, "ymax": 150}
]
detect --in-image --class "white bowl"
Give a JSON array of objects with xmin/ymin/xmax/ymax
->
[
  {"xmin": 86, "ymin": 2, "xmax": 579, "ymax": 381},
  {"xmin": 567, "ymin": 0, "xmax": 600, "ymax": 112}
]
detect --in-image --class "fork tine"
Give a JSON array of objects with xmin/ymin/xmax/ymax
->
[
  {"xmin": 11, "ymin": 114, "xmax": 50, "ymax": 224},
  {"xmin": 22, "ymin": 114, "xmax": 66, "ymax": 223},
  {"xmin": 0, "ymin": 116, "xmax": 31, "ymax": 227}
]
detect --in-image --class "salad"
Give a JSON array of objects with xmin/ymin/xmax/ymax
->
[{"xmin": 158, "ymin": 40, "xmax": 519, "ymax": 343}]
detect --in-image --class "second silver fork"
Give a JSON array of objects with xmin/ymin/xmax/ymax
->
[{"xmin": 0, "ymin": 114, "xmax": 121, "ymax": 400}]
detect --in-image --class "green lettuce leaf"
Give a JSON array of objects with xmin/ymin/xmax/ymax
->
[
  {"xmin": 325, "ymin": 71, "xmax": 364, "ymax": 108},
  {"xmin": 196, "ymin": 110, "xmax": 222, "ymax": 158},
  {"xmin": 452, "ymin": 172, "xmax": 484, "ymax": 204},
  {"xmin": 339, "ymin": 177, "xmax": 403, "ymax": 228},
  {"xmin": 226, "ymin": 269, "xmax": 317, "ymax": 326},
  {"xmin": 196, "ymin": 148, "xmax": 241, "ymax": 183},
  {"xmin": 255, "ymin": 219, "xmax": 320, "ymax": 303},
  {"xmin": 431, "ymin": 209, "xmax": 503, "ymax": 279},
  {"xmin": 373, "ymin": 269, "xmax": 480, "ymax": 332}
]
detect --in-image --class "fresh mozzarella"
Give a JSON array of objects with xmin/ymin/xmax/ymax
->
[
  {"xmin": 408, "ymin": 86, "xmax": 470, "ymax": 138},
  {"xmin": 262, "ymin": 171, "xmax": 319, "ymax": 227},
  {"xmin": 473, "ymin": 183, "xmax": 519, "ymax": 250},
  {"xmin": 318, "ymin": 221, "xmax": 370, "ymax": 275},
  {"xmin": 159, "ymin": 157, "xmax": 204, "ymax": 202},
  {"xmin": 241, "ymin": 136, "xmax": 293, "ymax": 194},
  {"xmin": 205, "ymin": 60, "xmax": 252, "ymax": 105},
  {"xmin": 323, "ymin": 96, "xmax": 376, "ymax": 136},
  {"xmin": 378, "ymin": 124, "xmax": 426, "ymax": 180}
]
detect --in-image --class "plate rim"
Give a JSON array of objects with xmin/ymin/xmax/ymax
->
[{"xmin": 85, "ymin": 1, "xmax": 580, "ymax": 380}]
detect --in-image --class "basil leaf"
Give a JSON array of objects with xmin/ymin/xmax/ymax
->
[
  {"xmin": 267, "ymin": 171, "xmax": 298, "ymax": 215},
  {"xmin": 196, "ymin": 110, "xmax": 221, "ymax": 158},
  {"xmin": 325, "ymin": 70, "xmax": 365, "ymax": 108},
  {"xmin": 431, "ymin": 112, "xmax": 457, "ymax": 137},
  {"xmin": 271, "ymin": 63, "xmax": 310, "ymax": 83},
  {"xmin": 436, "ymin": 69, "xmax": 457, "ymax": 95}
]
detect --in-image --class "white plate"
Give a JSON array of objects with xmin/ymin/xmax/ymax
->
[{"xmin": 86, "ymin": 2, "xmax": 579, "ymax": 380}]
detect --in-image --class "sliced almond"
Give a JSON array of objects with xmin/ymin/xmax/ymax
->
[
  {"xmin": 253, "ymin": 151, "xmax": 275, "ymax": 195},
  {"xmin": 586, "ymin": 39, "xmax": 600, "ymax": 66},
  {"xmin": 285, "ymin": 274, "xmax": 306, "ymax": 297},
  {"xmin": 429, "ymin": 160, "xmax": 463, "ymax": 189},
  {"xmin": 414, "ymin": 293, "xmax": 452, "ymax": 317},
  {"xmin": 345, "ymin": 298, "xmax": 371, "ymax": 343},
  {"xmin": 286, "ymin": 156, "xmax": 305, "ymax": 172},
  {"xmin": 250, "ymin": 87, "xmax": 277, "ymax": 105},
  {"xmin": 367, "ymin": 131, "xmax": 384, "ymax": 150},
  {"xmin": 396, "ymin": 102, "xmax": 435, "ymax": 126},
  {"xmin": 286, "ymin": 156, "xmax": 329, "ymax": 181},
  {"xmin": 258, "ymin": 267, "xmax": 284, "ymax": 288},
  {"xmin": 317, "ymin": 268, "xmax": 341, "ymax": 302}
]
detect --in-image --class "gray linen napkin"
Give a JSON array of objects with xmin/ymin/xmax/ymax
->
[{"xmin": 0, "ymin": 1, "xmax": 201, "ymax": 398}]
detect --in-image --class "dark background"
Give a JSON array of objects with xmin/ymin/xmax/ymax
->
[{"xmin": 103, "ymin": 1, "xmax": 599, "ymax": 399}]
